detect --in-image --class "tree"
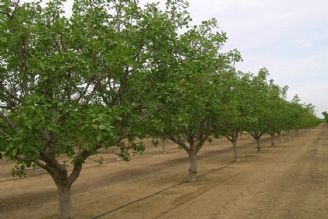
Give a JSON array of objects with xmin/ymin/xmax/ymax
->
[
  {"xmin": 0, "ymin": 0, "xmax": 183, "ymax": 218},
  {"xmin": 245, "ymin": 68, "xmax": 270, "ymax": 152},
  {"xmin": 285, "ymin": 95, "xmax": 311, "ymax": 135},
  {"xmin": 322, "ymin": 111, "xmax": 328, "ymax": 123},
  {"xmin": 215, "ymin": 70, "xmax": 251, "ymax": 161},
  {"xmin": 146, "ymin": 16, "xmax": 240, "ymax": 182},
  {"xmin": 272, "ymin": 86, "xmax": 290, "ymax": 143},
  {"xmin": 263, "ymin": 80, "xmax": 285, "ymax": 146}
]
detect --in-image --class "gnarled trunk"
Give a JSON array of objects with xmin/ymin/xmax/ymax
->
[
  {"xmin": 256, "ymin": 138, "xmax": 261, "ymax": 153},
  {"xmin": 56, "ymin": 184, "xmax": 72, "ymax": 219},
  {"xmin": 188, "ymin": 153, "xmax": 197, "ymax": 182}
]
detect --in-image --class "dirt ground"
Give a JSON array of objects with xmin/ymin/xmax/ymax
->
[{"xmin": 0, "ymin": 125, "xmax": 327, "ymax": 219}]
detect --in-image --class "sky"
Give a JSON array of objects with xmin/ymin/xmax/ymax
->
[
  {"xmin": 22, "ymin": 0, "xmax": 328, "ymax": 117},
  {"xmin": 138, "ymin": 0, "xmax": 328, "ymax": 117},
  {"xmin": 185, "ymin": 0, "xmax": 328, "ymax": 117}
]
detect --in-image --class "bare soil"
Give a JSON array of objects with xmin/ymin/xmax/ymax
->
[{"xmin": 1, "ymin": 125, "xmax": 327, "ymax": 219}]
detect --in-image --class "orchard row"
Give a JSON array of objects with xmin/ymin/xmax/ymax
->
[{"xmin": 0, "ymin": 0, "xmax": 320, "ymax": 218}]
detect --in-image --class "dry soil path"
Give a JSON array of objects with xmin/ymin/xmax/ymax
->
[
  {"xmin": 0, "ymin": 126, "xmax": 327, "ymax": 219},
  {"xmin": 102, "ymin": 126, "xmax": 328, "ymax": 219}
]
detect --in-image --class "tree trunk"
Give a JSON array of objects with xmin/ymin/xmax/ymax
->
[
  {"xmin": 256, "ymin": 138, "xmax": 261, "ymax": 153},
  {"xmin": 188, "ymin": 153, "xmax": 197, "ymax": 182},
  {"xmin": 285, "ymin": 131, "xmax": 289, "ymax": 139},
  {"xmin": 232, "ymin": 139, "xmax": 240, "ymax": 161},
  {"xmin": 34, "ymin": 166, "xmax": 42, "ymax": 174},
  {"xmin": 161, "ymin": 140, "xmax": 166, "ymax": 154},
  {"xmin": 56, "ymin": 184, "xmax": 72, "ymax": 219},
  {"xmin": 271, "ymin": 134, "xmax": 275, "ymax": 146},
  {"xmin": 278, "ymin": 133, "xmax": 282, "ymax": 144}
]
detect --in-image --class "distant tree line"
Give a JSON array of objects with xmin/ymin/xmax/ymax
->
[{"xmin": 322, "ymin": 112, "xmax": 328, "ymax": 123}]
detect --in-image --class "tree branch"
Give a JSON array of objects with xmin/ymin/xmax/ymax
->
[
  {"xmin": 0, "ymin": 111, "xmax": 16, "ymax": 128},
  {"xmin": 170, "ymin": 136, "xmax": 190, "ymax": 153}
]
